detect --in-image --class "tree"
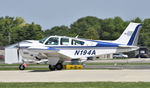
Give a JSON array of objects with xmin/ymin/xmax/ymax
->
[
  {"xmin": 44, "ymin": 25, "xmax": 69, "ymax": 36},
  {"xmin": 70, "ymin": 16, "xmax": 102, "ymax": 38},
  {"xmin": 101, "ymin": 18, "xmax": 115, "ymax": 40},
  {"xmin": 131, "ymin": 17, "xmax": 142, "ymax": 23},
  {"xmin": 10, "ymin": 22, "xmax": 44, "ymax": 44},
  {"xmin": 113, "ymin": 17, "xmax": 128, "ymax": 39},
  {"xmin": 139, "ymin": 18, "xmax": 150, "ymax": 48},
  {"xmin": 0, "ymin": 16, "xmax": 149, "ymax": 49},
  {"xmin": 83, "ymin": 27, "xmax": 99, "ymax": 40},
  {"xmin": 0, "ymin": 16, "xmax": 19, "ymax": 45}
]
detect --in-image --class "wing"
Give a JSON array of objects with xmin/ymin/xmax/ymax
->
[{"xmin": 20, "ymin": 47, "xmax": 71, "ymax": 60}]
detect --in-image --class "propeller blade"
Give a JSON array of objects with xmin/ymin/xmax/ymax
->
[{"xmin": 17, "ymin": 42, "xmax": 20, "ymax": 62}]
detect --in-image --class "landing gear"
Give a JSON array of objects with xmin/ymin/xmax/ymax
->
[
  {"xmin": 49, "ymin": 63, "xmax": 63, "ymax": 71},
  {"xmin": 49, "ymin": 65, "xmax": 55, "ymax": 71},
  {"xmin": 55, "ymin": 63, "xmax": 63, "ymax": 70},
  {"xmin": 19, "ymin": 63, "xmax": 27, "ymax": 70},
  {"xmin": 19, "ymin": 64, "xmax": 25, "ymax": 70}
]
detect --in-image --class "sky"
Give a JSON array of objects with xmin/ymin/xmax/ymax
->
[{"xmin": 0, "ymin": 0, "xmax": 149, "ymax": 30}]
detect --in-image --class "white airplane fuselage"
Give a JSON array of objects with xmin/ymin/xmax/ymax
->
[
  {"xmin": 17, "ymin": 22, "xmax": 142, "ymax": 70},
  {"xmin": 19, "ymin": 37, "xmax": 138, "ymax": 60}
]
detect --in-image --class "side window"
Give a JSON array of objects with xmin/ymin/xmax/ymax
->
[
  {"xmin": 71, "ymin": 39, "xmax": 84, "ymax": 45},
  {"xmin": 60, "ymin": 38, "xmax": 69, "ymax": 45},
  {"xmin": 45, "ymin": 37, "xmax": 59, "ymax": 45}
]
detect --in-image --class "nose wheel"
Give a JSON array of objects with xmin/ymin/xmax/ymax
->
[
  {"xmin": 19, "ymin": 63, "xmax": 27, "ymax": 70},
  {"xmin": 19, "ymin": 64, "xmax": 25, "ymax": 70}
]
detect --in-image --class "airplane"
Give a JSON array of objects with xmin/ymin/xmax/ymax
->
[{"xmin": 17, "ymin": 22, "xmax": 142, "ymax": 71}]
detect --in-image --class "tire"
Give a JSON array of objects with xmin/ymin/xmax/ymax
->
[
  {"xmin": 55, "ymin": 63, "xmax": 63, "ymax": 70},
  {"xmin": 49, "ymin": 65, "xmax": 55, "ymax": 71},
  {"xmin": 19, "ymin": 64, "xmax": 25, "ymax": 70}
]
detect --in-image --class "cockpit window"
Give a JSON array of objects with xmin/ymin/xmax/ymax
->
[
  {"xmin": 71, "ymin": 39, "xmax": 84, "ymax": 45},
  {"xmin": 39, "ymin": 37, "xmax": 48, "ymax": 44},
  {"xmin": 45, "ymin": 37, "xmax": 59, "ymax": 45},
  {"xmin": 60, "ymin": 38, "xmax": 69, "ymax": 45}
]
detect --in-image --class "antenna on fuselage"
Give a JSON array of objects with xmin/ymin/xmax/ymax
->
[{"xmin": 75, "ymin": 35, "xmax": 79, "ymax": 38}]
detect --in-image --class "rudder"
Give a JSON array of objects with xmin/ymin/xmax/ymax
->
[{"xmin": 114, "ymin": 22, "xmax": 142, "ymax": 46}]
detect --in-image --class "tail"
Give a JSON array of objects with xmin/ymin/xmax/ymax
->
[{"xmin": 114, "ymin": 22, "xmax": 142, "ymax": 46}]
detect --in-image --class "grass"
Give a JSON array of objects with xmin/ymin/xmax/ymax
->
[
  {"xmin": 1, "ymin": 62, "xmax": 150, "ymax": 66},
  {"xmin": 0, "ymin": 63, "xmax": 150, "ymax": 70},
  {"xmin": 0, "ymin": 82, "xmax": 150, "ymax": 88},
  {"xmin": 0, "ymin": 64, "xmax": 48, "ymax": 66},
  {"xmin": 0, "ymin": 64, "xmax": 49, "ymax": 70},
  {"xmin": 0, "ymin": 67, "xmax": 49, "ymax": 70}
]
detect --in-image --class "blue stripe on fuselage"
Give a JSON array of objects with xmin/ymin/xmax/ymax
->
[
  {"xmin": 96, "ymin": 42, "xmax": 120, "ymax": 47},
  {"xmin": 85, "ymin": 39, "xmax": 120, "ymax": 47},
  {"xmin": 20, "ymin": 40, "xmax": 121, "ymax": 51},
  {"xmin": 47, "ymin": 42, "xmax": 120, "ymax": 49},
  {"xmin": 20, "ymin": 46, "xmax": 30, "ymax": 48},
  {"xmin": 47, "ymin": 47, "xmax": 59, "ymax": 51}
]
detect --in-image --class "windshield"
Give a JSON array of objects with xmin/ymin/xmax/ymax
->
[{"xmin": 39, "ymin": 37, "xmax": 48, "ymax": 43}]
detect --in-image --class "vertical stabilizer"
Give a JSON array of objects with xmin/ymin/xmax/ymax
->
[{"xmin": 114, "ymin": 22, "xmax": 142, "ymax": 46}]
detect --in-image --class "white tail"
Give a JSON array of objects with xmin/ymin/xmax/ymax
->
[{"xmin": 114, "ymin": 22, "xmax": 142, "ymax": 45}]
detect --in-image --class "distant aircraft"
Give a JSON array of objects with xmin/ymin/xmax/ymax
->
[{"xmin": 17, "ymin": 22, "xmax": 142, "ymax": 71}]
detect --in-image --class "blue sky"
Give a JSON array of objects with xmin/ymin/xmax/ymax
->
[{"xmin": 0, "ymin": 0, "xmax": 149, "ymax": 30}]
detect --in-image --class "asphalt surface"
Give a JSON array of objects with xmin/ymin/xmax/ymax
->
[
  {"xmin": 1, "ymin": 59, "xmax": 150, "ymax": 82},
  {"xmin": 0, "ymin": 70, "xmax": 150, "ymax": 82}
]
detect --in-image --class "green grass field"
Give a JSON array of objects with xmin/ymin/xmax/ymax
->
[
  {"xmin": 0, "ymin": 63, "xmax": 150, "ymax": 70},
  {"xmin": 0, "ymin": 67, "xmax": 49, "ymax": 70},
  {"xmin": 1, "ymin": 63, "xmax": 150, "ymax": 66},
  {"xmin": 0, "ymin": 64, "xmax": 48, "ymax": 70},
  {"xmin": 0, "ymin": 64, "xmax": 47, "ymax": 66},
  {"xmin": 0, "ymin": 82, "xmax": 150, "ymax": 88}
]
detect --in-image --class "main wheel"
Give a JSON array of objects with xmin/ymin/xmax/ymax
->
[
  {"xmin": 55, "ymin": 63, "xmax": 63, "ymax": 70},
  {"xmin": 19, "ymin": 64, "xmax": 25, "ymax": 70},
  {"xmin": 49, "ymin": 65, "xmax": 55, "ymax": 71}
]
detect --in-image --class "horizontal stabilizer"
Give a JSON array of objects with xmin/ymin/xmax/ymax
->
[{"xmin": 118, "ymin": 45, "xmax": 138, "ymax": 48}]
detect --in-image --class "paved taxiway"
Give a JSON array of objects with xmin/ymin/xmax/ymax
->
[{"xmin": 0, "ymin": 70, "xmax": 150, "ymax": 82}]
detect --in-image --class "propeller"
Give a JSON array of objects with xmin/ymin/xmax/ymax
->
[{"xmin": 17, "ymin": 42, "xmax": 21, "ymax": 62}]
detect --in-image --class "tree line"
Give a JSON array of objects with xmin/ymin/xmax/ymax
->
[{"xmin": 0, "ymin": 16, "xmax": 150, "ymax": 48}]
